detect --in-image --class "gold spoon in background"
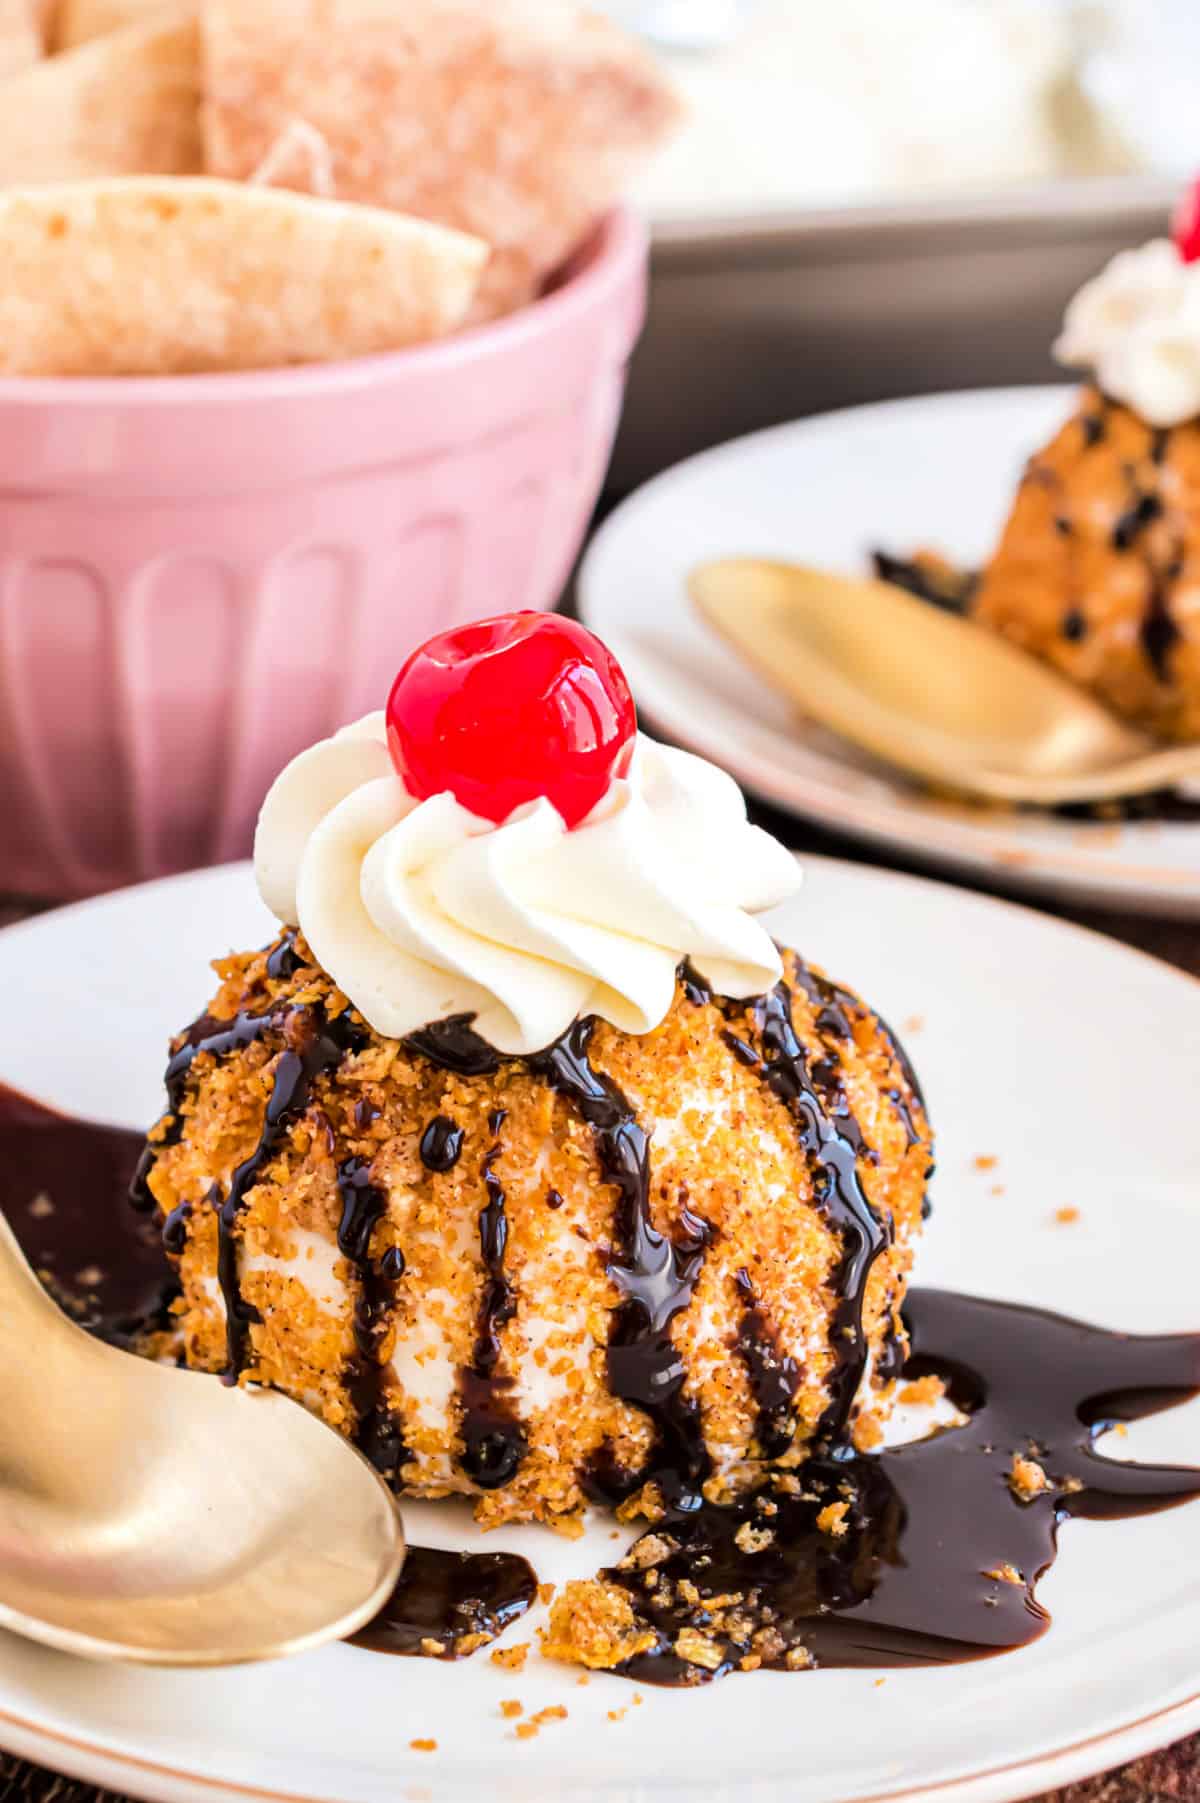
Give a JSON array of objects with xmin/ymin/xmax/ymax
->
[
  {"xmin": 690, "ymin": 558, "xmax": 1200, "ymax": 807},
  {"xmin": 0, "ymin": 1213, "xmax": 405, "ymax": 1666}
]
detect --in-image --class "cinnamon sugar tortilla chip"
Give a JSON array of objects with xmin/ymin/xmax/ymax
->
[
  {"xmin": 0, "ymin": 178, "xmax": 488, "ymax": 375},
  {"xmin": 201, "ymin": 0, "xmax": 681, "ymax": 319},
  {"xmin": 53, "ymin": 0, "xmax": 175, "ymax": 50},
  {"xmin": 0, "ymin": 0, "xmax": 41, "ymax": 75},
  {"xmin": 0, "ymin": 15, "xmax": 201, "ymax": 184}
]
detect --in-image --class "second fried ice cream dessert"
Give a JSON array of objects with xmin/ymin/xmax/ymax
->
[
  {"xmin": 135, "ymin": 613, "xmax": 931, "ymax": 1534},
  {"xmin": 972, "ymin": 197, "xmax": 1200, "ymax": 743}
]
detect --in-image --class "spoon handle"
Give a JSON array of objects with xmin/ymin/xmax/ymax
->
[{"xmin": 0, "ymin": 1211, "xmax": 76, "ymax": 1394}]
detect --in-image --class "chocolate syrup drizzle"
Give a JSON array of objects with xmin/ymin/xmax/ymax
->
[
  {"xmin": 6, "ymin": 1015, "xmax": 1200, "ymax": 1681},
  {"xmin": 337, "ymin": 1155, "xmax": 405, "ymax": 1479},
  {"xmin": 458, "ymin": 1130, "xmax": 526, "ymax": 1489},
  {"xmin": 419, "ymin": 1115, "xmax": 464, "ymax": 1173},
  {"xmin": 599, "ymin": 1287, "xmax": 1200, "ymax": 1686},
  {"xmin": 349, "ymin": 1546, "xmax": 537, "ymax": 1659},
  {"xmin": 133, "ymin": 988, "xmax": 368, "ymax": 1380}
]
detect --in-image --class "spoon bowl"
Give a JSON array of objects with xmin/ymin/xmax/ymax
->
[
  {"xmin": 0, "ymin": 1214, "xmax": 405, "ymax": 1666},
  {"xmin": 690, "ymin": 558, "xmax": 1200, "ymax": 805}
]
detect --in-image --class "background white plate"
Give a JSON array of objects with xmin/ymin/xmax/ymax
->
[
  {"xmin": 580, "ymin": 385, "xmax": 1200, "ymax": 917},
  {"xmin": 0, "ymin": 859, "xmax": 1198, "ymax": 1803}
]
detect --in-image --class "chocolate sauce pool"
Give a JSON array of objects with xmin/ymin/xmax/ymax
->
[
  {"xmin": 2, "ymin": 1084, "xmax": 1198, "ymax": 1682},
  {"xmin": 605, "ymin": 1288, "xmax": 1200, "ymax": 1685},
  {"xmin": 349, "ymin": 1546, "xmax": 537, "ymax": 1659}
]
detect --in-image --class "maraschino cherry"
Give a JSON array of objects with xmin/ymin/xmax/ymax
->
[
  {"xmin": 386, "ymin": 612, "xmax": 637, "ymax": 828},
  {"xmin": 1173, "ymin": 178, "xmax": 1200, "ymax": 263}
]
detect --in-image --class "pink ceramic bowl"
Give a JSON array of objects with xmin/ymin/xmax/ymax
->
[{"xmin": 0, "ymin": 209, "xmax": 648, "ymax": 899}]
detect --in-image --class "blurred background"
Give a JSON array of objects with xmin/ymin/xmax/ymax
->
[{"xmin": 604, "ymin": 0, "xmax": 1188, "ymax": 487}]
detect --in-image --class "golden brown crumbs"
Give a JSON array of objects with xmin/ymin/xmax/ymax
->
[
  {"xmin": 874, "ymin": 1677, "xmax": 886, "ymax": 1688},
  {"xmin": 983, "ymin": 1564, "xmax": 1023, "ymax": 1585},
  {"xmin": 634, "ymin": 1694, "xmax": 643, "ymax": 1705},
  {"xmin": 902, "ymin": 1014, "xmax": 925, "ymax": 1034},
  {"xmin": 674, "ymin": 1629, "xmax": 724, "ymax": 1671},
  {"xmin": 785, "ymin": 1646, "xmax": 813, "ymax": 1670},
  {"xmin": 608, "ymin": 1708, "xmax": 627, "ymax": 1722},
  {"xmin": 618, "ymin": 1533, "xmax": 677, "ymax": 1572},
  {"xmin": 419, "ymin": 1636, "xmax": 445, "ymax": 1657},
  {"xmin": 537, "ymin": 1583, "xmax": 556, "ymax": 1606},
  {"xmin": 499, "ymin": 1700, "xmax": 524, "ymax": 1719},
  {"xmin": 733, "ymin": 1522, "xmax": 773, "ymax": 1554},
  {"xmin": 990, "ymin": 1184, "xmax": 1006, "ymax": 1197},
  {"xmin": 515, "ymin": 1723, "xmax": 539, "ymax": 1742},
  {"xmin": 542, "ymin": 1582, "xmax": 657, "ymax": 1670},
  {"xmin": 409, "ymin": 1739, "xmax": 437, "ymax": 1753},
  {"xmin": 1008, "ymin": 1454, "xmax": 1050, "ymax": 1502},
  {"xmin": 853, "ymin": 1408, "xmax": 885, "ymax": 1452},
  {"xmin": 973, "ymin": 1155, "xmax": 998, "ymax": 1172},
  {"xmin": 899, "ymin": 1374, "xmax": 946, "ymax": 1407},
  {"xmin": 533, "ymin": 1706, "xmax": 567, "ymax": 1725},
  {"xmin": 576, "ymin": 1674, "xmax": 590, "ymax": 1686},
  {"xmin": 1054, "ymin": 1206, "xmax": 1081, "ymax": 1225},
  {"xmin": 490, "ymin": 1642, "xmax": 529, "ymax": 1671},
  {"xmin": 816, "ymin": 1502, "xmax": 850, "ymax": 1538},
  {"xmin": 739, "ymin": 1653, "xmax": 762, "ymax": 1672}
]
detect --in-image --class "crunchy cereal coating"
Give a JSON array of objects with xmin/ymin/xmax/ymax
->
[
  {"xmin": 142, "ymin": 934, "xmax": 931, "ymax": 1530},
  {"xmin": 973, "ymin": 386, "xmax": 1200, "ymax": 742}
]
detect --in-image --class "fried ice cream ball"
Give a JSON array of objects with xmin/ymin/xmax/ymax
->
[
  {"xmin": 973, "ymin": 386, "xmax": 1200, "ymax": 742},
  {"xmin": 137, "ymin": 933, "xmax": 931, "ymax": 1531}
]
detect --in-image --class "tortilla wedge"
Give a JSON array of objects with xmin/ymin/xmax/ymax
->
[
  {"xmin": 201, "ymin": 0, "xmax": 680, "ymax": 319},
  {"xmin": 52, "ymin": 0, "xmax": 176, "ymax": 49},
  {"xmin": 0, "ymin": 177, "xmax": 488, "ymax": 375},
  {"xmin": 0, "ymin": 14, "xmax": 202, "ymax": 184},
  {"xmin": 0, "ymin": 0, "xmax": 41, "ymax": 76}
]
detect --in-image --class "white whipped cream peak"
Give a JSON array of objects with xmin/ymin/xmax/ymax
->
[
  {"xmin": 254, "ymin": 715, "xmax": 800, "ymax": 1056},
  {"xmin": 1054, "ymin": 237, "xmax": 1200, "ymax": 427}
]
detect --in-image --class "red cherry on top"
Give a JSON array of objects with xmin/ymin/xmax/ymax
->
[
  {"xmin": 386, "ymin": 611, "xmax": 637, "ymax": 829},
  {"xmin": 1173, "ymin": 178, "xmax": 1200, "ymax": 263}
]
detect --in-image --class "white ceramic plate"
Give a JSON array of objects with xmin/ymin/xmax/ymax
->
[
  {"xmin": 581, "ymin": 385, "xmax": 1200, "ymax": 917},
  {"xmin": 0, "ymin": 859, "xmax": 1198, "ymax": 1803}
]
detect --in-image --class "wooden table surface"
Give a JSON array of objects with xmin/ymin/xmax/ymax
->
[{"xmin": 0, "ymin": 815, "xmax": 1196, "ymax": 1803}]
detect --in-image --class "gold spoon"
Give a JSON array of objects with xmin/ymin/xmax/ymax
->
[
  {"xmin": 0, "ymin": 1213, "xmax": 405, "ymax": 1666},
  {"xmin": 690, "ymin": 557, "xmax": 1200, "ymax": 806}
]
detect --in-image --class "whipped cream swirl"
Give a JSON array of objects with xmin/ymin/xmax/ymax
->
[
  {"xmin": 1055, "ymin": 238, "xmax": 1200, "ymax": 426},
  {"xmin": 254, "ymin": 715, "xmax": 799, "ymax": 1055}
]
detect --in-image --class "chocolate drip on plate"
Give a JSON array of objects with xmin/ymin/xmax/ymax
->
[
  {"xmin": 350, "ymin": 1546, "xmax": 537, "ymax": 1659},
  {"xmin": 597, "ymin": 1288, "xmax": 1200, "ymax": 1686},
  {"xmin": 1, "ymin": 1084, "xmax": 175, "ymax": 1345}
]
